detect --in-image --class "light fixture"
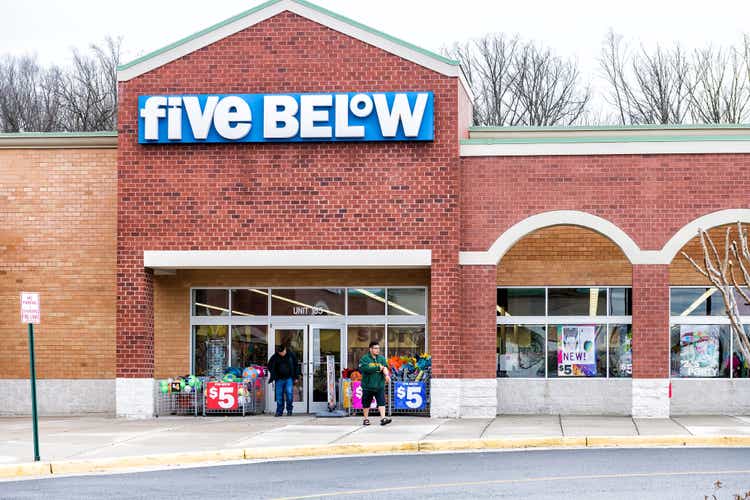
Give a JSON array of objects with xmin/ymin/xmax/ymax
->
[
  {"xmin": 355, "ymin": 288, "xmax": 419, "ymax": 316},
  {"xmin": 680, "ymin": 287, "xmax": 717, "ymax": 317},
  {"xmin": 589, "ymin": 288, "xmax": 599, "ymax": 316},
  {"xmin": 253, "ymin": 288, "xmax": 342, "ymax": 316}
]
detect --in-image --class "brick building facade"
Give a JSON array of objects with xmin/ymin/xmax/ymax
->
[{"xmin": 2, "ymin": 0, "xmax": 750, "ymax": 417}]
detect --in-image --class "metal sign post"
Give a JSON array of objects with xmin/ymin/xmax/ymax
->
[{"xmin": 21, "ymin": 292, "xmax": 40, "ymax": 462}]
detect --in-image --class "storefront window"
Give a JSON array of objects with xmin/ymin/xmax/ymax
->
[
  {"xmin": 231, "ymin": 289, "xmax": 269, "ymax": 316},
  {"xmin": 193, "ymin": 325, "xmax": 228, "ymax": 376},
  {"xmin": 732, "ymin": 328, "xmax": 750, "ymax": 378},
  {"xmin": 231, "ymin": 325, "xmax": 268, "ymax": 367},
  {"xmin": 547, "ymin": 324, "xmax": 607, "ymax": 377},
  {"xmin": 347, "ymin": 288, "xmax": 386, "ymax": 315},
  {"xmin": 670, "ymin": 287, "xmax": 725, "ymax": 316},
  {"xmin": 670, "ymin": 287, "xmax": 750, "ymax": 379},
  {"xmin": 609, "ymin": 288, "xmax": 632, "ymax": 316},
  {"xmin": 735, "ymin": 288, "xmax": 750, "ymax": 315},
  {"xmin": 608, "ymin": 324, "xmax": 632, "ymax": 377},
  {"xmin": 347, "ymin": 325, "xmax": 384, "ymax": 368},
  {"xmin": 387, "ymin": 288, "xmax": 426, "ymax": 316},
  {"xmin": 497, "ymin": 287, "xmax": 631, "ymax": 379},
  {"xmin": 548, "ymin": 288, "xmax": 607, "ymax": 316},
  {"xmin": 193, "ymin": 289, "xmax": 229, "ymax": 316},
  {"xmin": 497, "ymin": 288, "xmax": 545, "ymax": 316},
  {"xmin": 670, "ymin": 324, "xmax": 730, "ymax": 378},
  {"xmin": 387, "ymin": 325, "xmax": 426, "ymax": 358},
  {"xmin": 496, "ymin": 325, "xmax": 545, "ymax": 377},
  {"xmin": 271, "ymin": 288, "xmax": 345, "ymax": 316}
]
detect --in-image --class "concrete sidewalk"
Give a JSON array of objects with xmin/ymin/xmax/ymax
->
[{"xmin": 2, "ymin": 414, "xmax": 750, "ymax": 478}]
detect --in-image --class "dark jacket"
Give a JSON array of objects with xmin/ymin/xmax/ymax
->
[
  {"xmin": 268, "ymin": 350, "xmax": 301, "ymax": 383},
  {"xmin": 358, "ymin": 353, "xmax": 388, "ymax": 390}
]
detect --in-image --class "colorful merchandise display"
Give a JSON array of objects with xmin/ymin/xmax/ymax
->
[
  {"xmin": 388, "ymin": 353, "xmax": 431, "ymax": 382},
  {"xmin": 156, "ymin": 364, "xmax": 267, "ymax": 416}
]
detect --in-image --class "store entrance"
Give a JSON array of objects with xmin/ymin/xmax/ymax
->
[{"xmin": 270, "ymin": 324, "xmax": 343, "ymax": 414}]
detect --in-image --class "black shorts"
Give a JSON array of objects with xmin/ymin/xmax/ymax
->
[{"xmin": 362, "ymin": 387, "xmax": 385, "ymax": 408}]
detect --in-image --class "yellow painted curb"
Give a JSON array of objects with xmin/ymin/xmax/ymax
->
[
  {"xmin": 587, "ymin": 435, "xmax": 750, "ymax": 448},
  {"xmin": 0, "ymin": 462, "xmax": 51, "ymax": 479},
  {"xmin": 7, "ymin": 434, "xmax": 750, "ymax": 480},
  {"xmin": 50, "ymin": 448, "xmax": 245, "ymax": 475},
  {"xmin": 419, "ymin": 436, "xmax": 586, "ymax": 452},
  {"xmin": 244, "ymin": 441, "xmax": 419, "ymax": 460}
]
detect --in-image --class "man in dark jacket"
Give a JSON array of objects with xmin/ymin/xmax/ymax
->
[
  {"xmin": 268, "ymin": 344, "xmax": 300, "ymax": 416},
  {"xmin": 358, "ymin": 340, "xmax": 392, "ymax": 426}
]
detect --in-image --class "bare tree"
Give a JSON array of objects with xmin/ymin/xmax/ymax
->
[
  {"xmin": 600, "ymin": 31, "xmax": 633, "ymax": 125},
  {"xmin": 688, "ymin": 47, "xmax": 749, "ymax": 123},
  {"xmin": 600, "ymin": 31, "xmax": 693, "ymax": 124},
  {"xmin": 0, "ymin": 55, "xmax": 64, "ymax": 132},
  {"xmin": 513, "ymin": 42, "xmax": 590, "ymax": 126},
  {"xmin": 446, "ymin": 34, "xmax": 522, "ymax": 125},
  {"xmin": 682, "ymin": 223, "xmax": 750, "ymax": 363},
  {"xmin": 445, "ymin": 34, "xmax": 590, "ymax": 126},
  {"xmin": 0, "ymin": 36, "xmax": 121, "ymax": 132}
]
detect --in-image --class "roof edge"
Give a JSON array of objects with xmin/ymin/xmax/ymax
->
[
  {"xmin": 0, "ymin": 131, "xmax": 118, "ymax": 149},
  {"xmin": 469, "ymin": 123, "xmax": 750, "ymax": 132},
  {"xmin": 117, "ymin": 0, "xmax": 460, "ymax": 80},
  {"xmin": 461, "ymin": 134, "xmax": 750, "ymax": 145},
  {"xmin": 117, "ymin": 0, "xmax": 282, "ymax": 72}
]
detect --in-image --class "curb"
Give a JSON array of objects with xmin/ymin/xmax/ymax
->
[{"xmin": 2, "ymin": 435, "xmax": 750, "ymax": 480}]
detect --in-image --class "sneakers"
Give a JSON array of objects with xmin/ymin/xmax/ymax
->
[{"xmin": 363, "ymin": 417, "xmax": 392, "ymax": 426}]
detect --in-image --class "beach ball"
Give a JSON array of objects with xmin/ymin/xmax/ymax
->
[
  {"xmin": 222, "ymin": 373, "xmax": 237, "ymax": 383},
  {"xmin": 159, "ymin": 380, "xmax": 169, "ymax": 394},
  {"xmin": 242, "ymin": 367, "xmax": 259, "ymax": 383},
  {"xmin": 184, "ymin": 385, "xmax": 192, "ymax": 393}
]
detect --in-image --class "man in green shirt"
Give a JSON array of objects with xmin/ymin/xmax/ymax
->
[{"xmin": 358, "ymin": 340, "xmax": 392, "ymax": 426}]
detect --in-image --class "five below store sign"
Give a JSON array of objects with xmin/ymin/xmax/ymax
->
[{"xmin": 138, "ymin": 92, "xmax": 434, "ymax": 143}]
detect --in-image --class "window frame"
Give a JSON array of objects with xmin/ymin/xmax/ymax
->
[
  {"xmin": 496, "ymin": 286, "xmax": 633, "ymax": 379},
  {"xmin": 669, "ymin": 286, "xmax": 750, "ymax": 380},
  {"xmin": 189, "ymin": 286, "xmax": 429, "ymax": 374}
]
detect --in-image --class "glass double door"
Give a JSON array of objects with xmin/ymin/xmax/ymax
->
[{"xmin": 270, "ymin": 324, "xmax": 343, "ymax": 414}]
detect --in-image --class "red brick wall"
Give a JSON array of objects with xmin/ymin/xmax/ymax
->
[
  {"xmin": 461, "ymin": 154, "xmax": 750, "ymax": 252},
  {"xmin": 632, "ymin": 265, "xmax": 670, "ymax": 378},
  {"xmin": 457, "ymin": 82, "xmax": 473, "ymax": 140},
  {"xmin": 460, "ymin": 265, "xmax": 497, "ymax": 378},
  {"xmin": 117, "ymin": 12, "xmax": 462, "ymax": 378}
]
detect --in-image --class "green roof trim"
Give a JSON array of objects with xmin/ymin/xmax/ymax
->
[
  {"xmin": 469, "ymin": 123, "xmax": 750, "ymax": 132},
  {"xmin": 0, "ymin": 131, "xmax": 118, "ymax": 138},
  {"xmin": 461, "ymin": 135, "xmax": 750, "ymax": 145},
  {"xmin": 117, "ymin": 0, "xmax": 458, "ymax": 72},
  {"xmin": 290, "ymin": 0, "xmax": 458, "ymax": 66}
]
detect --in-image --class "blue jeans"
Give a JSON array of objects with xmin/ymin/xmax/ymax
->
[{"xmin": 275, "ymin": 378, "xmax": 294, "ymax": 415}]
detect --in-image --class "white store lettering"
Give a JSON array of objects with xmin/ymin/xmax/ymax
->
[{"xmin": 138, "ymin": 92, "xmax": 433, "ymax": 143}]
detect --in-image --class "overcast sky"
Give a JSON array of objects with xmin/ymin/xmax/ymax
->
[{"xmin": 3, "ymin": 0, "xmax": 750, "ymax": 89}]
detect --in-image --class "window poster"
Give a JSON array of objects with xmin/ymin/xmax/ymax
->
[
  {"xmin": 558, "ymin": 325, "xmax": 597, "ymax": 376},
  {"xmin": 679, "ymin": 325, "xmax": 720, "ymax": 377}
]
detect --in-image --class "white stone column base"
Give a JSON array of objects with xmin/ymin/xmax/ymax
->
[
  {"xmin": 116, "ymin": 378, "xmax": 155, "ymax": 418},
  {"xmin": 632, "ymin": 378, "xmax": 670, "ymax": 418},
  {"xmin": 431, "ymin": 378, "xmax": 497, "ymax": 418}
]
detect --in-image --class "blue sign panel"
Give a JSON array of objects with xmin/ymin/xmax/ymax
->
[
  {"xmin": 394, "ymin": 381, "xmax": 426, "ymax": 410},
  {"xmin": 138, "ymin": 92, "xmax": 433, "ymax": 144}
]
